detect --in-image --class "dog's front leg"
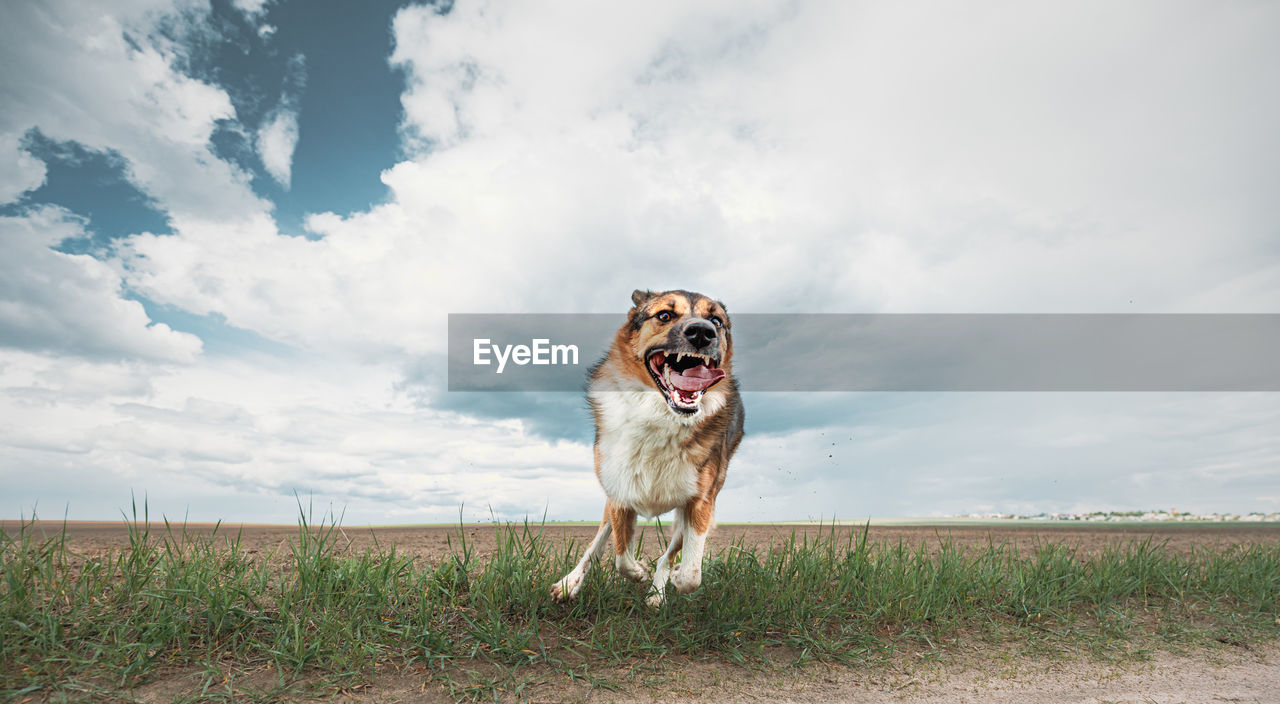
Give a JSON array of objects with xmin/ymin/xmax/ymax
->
[
  {"xmin": 550, "ymin": 516, "xmax": 612, "ymax": 602},
  {"xmin": 671, "ymin": 497, "xmax": 713, "ymax": 594},
  {"xmin": 609, "ymin": 502, "xmax": 651, "ymax": 583},
  {"xmin": 646, "ymin": 511, "xmax": 685, "ymax": 607}
]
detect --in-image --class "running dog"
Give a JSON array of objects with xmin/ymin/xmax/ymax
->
[{"xmin": 550, "ymin": 289, "xmax": 745, "ymax": 606}]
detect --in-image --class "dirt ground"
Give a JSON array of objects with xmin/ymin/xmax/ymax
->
[
  {"xmin": 342, "ymin": 643, "xmax": 1280, "ymax": 704},
  {"xmin": 9, "ymin": 520, "xmax": 1280, "ymax": 703},
  {"xmin": 8, "ymin": 519, "xmax": 1280, "ymax": 564},
  {"xmin": 126, "ymin": 641, "xmax": 1279, "ymax": 704}
]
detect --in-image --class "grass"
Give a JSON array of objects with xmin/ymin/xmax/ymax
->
[{"xmin": 2, "ymin": 506, "xmax": 1278, "ymax": 702}]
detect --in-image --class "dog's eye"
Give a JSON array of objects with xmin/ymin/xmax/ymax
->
[
  {"xmin": 656, "ymin": 311, "xmax": 673, "ymax": 323},
  {"xmin": 709, "ymin": 317, "xmax": 723, "ymax": 328}
]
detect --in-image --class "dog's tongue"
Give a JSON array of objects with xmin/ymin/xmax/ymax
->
[{"xmin": 671, "ymin": 364, "xmax": 725, "ymax": 392}]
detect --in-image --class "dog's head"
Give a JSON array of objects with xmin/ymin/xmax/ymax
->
[{"xmin": 622, "ymin": 288, "xmax": 734, "ymax": 415}]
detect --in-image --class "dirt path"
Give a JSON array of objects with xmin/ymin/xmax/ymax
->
[
  {"xmin": 337, "ymin": 642, "xmax": 1278, "ymax": 703},
  {"xmin": 632, "ymin": 643, "xmax": 1280, "ymax": 704}
]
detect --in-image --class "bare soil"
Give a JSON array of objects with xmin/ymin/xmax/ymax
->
[
  {"xmin": 340, "ymin": 642, "xmax": 1280, "ymax": 703},
  {"xmin": 8, "ymin": 519, "xmax": 1280, "ymax": 564},
  {"xmin": 126, "ymin": 638, "xmax": 1280, "ymax": 703},
  {"xmin": 10, "ymin": 520, "xmax": 1280, "ymax": 703}
]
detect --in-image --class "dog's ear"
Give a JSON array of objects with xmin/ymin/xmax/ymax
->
[
  {"xmin": 631, "ymin": 289, "xmax": 654, "ymax": 308},
  {"xmin": 629, "ymin": 289, "xmax": 654, "ymax": 328}
]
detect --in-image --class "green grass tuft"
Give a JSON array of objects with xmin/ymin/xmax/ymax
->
[{"xmin": 2, "ymin": 511, "xmax": 1278, "ymax": 700}]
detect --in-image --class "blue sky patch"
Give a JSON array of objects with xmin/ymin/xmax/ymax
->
[
  {"xmin": 175, "ymin": 0, "xmax": 413, "ymax": 235},
  {"xmin": 2, "ymin": 130, "xmax": 170, "ymax": 253}
]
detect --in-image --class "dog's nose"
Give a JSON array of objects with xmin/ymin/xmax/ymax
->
[{"xmin": 683, "ymin": 320, "xmax": 718, "ymax": 348}]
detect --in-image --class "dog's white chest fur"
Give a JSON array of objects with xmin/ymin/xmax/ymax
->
[{"xmin": 591, "ymin": 386, "xmax": 701, "ymax": 518}]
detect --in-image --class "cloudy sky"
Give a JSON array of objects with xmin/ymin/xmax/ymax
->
[{"xmin": 2, "ymin": 0, "xmax": 1278, "ymax": 525}]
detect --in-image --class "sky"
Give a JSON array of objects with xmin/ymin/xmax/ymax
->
[{"xmin": 2, "ymin": 0, "xmax": 1278, "ymax": 525}]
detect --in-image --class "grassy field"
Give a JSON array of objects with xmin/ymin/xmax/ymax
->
[{"xmin": 2, "ymin": 508, "xmax": 1279, "ymax": 702}]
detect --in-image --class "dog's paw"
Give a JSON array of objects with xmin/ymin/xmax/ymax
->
[
  {"xmin": 645, "ymin": 588, "xmax": 668, "ymax": 608},
  {"xmin": 550, "ymin": 573, "xmax": 582, "ymax": 602},
  {"xmin": 671, "ymin": 564, "xmax": 702, "ymax": 594},
  {"xmin": 617, "ymin": 561, "xmax": 651, "ymax": 584}
]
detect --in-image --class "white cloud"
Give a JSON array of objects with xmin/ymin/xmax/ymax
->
[
  {"xmin": 229, "ymin": 0, "xmax": 277, "ymax": 40},
  {"xmin": 0, "ymin": 207, "xmax": 202, "ymax": 362},
  {"xmin": 256, "ymin": 108, "xmax": 299, "ymax": 188},
  {"xmin": 231, "ymin": 0, "xmax": 272, "ymax": 20},
  {"xmin": 722, "ymin": 393, "xmax": 1280, "ymax": 520},
  {"xmin": 0, "ymin": 0, "xmax": 268, "ymax": 226},
  {"xmin": 0, "ymin": 132, "xmax": 46, "ymax": 204},
  {"xmin": 4, "ymin": 336, "xmax": 1277, "ymax": 521},
  {"xmin": 255, "ymin": 53, "xmax": 305, "ymax": 190},
  {"xmin": 104, "ymin": 1, "xmax": 1280, "ymax": 366},
  {"xmin": 0, "ymin": 349, "xmax": 597, "ymax": 523}
]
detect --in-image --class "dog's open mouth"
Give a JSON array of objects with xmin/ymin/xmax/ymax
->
[{"xmin": 646, "ymin": 350, "xmax": 726, "ymax": 414}]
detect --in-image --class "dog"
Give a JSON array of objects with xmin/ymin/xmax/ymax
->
[{"xmin": 551, "ymin": 289, "xmax": 745, "ymax": 607}]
